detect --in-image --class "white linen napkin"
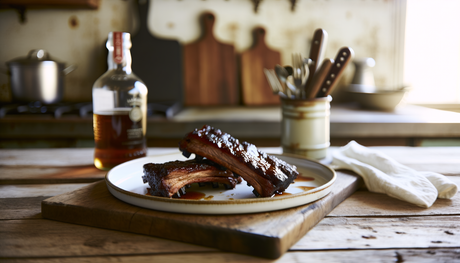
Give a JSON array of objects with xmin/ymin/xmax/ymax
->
[{"xmin": 332, "ymin": 141, "xmax": 458, "ymax": 208}]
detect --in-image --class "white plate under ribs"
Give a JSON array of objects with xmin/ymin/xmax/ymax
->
[{"xmin": 105, "ymin": 152, "xmax": 336, "ymax": 214}]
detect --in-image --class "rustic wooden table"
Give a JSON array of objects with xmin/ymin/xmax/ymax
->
[{"xmin": 1, "ymin": 147, "xmax": 459, "ymax": 262}]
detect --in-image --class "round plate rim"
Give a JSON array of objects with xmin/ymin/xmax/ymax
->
[{"xmin": 105, "ymin": 153, "xmax": 336, "ymax": 212}]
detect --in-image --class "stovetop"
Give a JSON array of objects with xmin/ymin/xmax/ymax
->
[
  {"xmin": 0, "ymin": 101, "xmax": 182, "ymax": 119},
  {"xmin": 0, "ymin": 102, "xmax": 92, "ymax": 118}
]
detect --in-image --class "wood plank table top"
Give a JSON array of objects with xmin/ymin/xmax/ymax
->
[{"xmin": 1, "ymin": 146, "xmax": 459, "ymax": 262}]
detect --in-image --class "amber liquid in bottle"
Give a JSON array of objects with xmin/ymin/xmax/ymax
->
[
  {"xmin": 93, "ymin": 109, "xmax": 147, "ymax": 170},
  {"xmin": 92, "ymin": 32, "xmax": 148, "ymax": 170}
]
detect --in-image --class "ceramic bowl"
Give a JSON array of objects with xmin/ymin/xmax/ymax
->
[{"xmin": 346, "ymin": 84, "xmax": 409, "ymax": 111}]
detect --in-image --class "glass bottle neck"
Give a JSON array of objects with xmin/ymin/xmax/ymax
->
[{"xmin": 107, "ymin": 49, "xmax": 132, "ymax": 74}]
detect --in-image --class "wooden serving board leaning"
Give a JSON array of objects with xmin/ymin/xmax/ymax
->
[
  {"xmin": 239, "ymin": 27, "xmax": 282, "ymax": 106},
  {"xmin": 131, "ymin": 0, "xmax": 183, "ymax": 104},
  {"xmin": 41, "ymin": 170, "xmax": 362, "ymax": 259},
  {"xmin": 182, "ymin": 12, "xmax": 239, "ymax": 106}
]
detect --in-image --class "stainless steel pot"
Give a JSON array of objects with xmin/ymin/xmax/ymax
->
[{"xmin": 6, "ymin": 49, "xmax": 75, "ymax": 104}]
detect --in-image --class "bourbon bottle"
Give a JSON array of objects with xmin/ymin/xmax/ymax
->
[{"xmin": 92, "ymin": 32, "xmax": 148, "ymax": 170}]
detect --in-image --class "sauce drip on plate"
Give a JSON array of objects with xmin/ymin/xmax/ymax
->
[
  {"xmin": 179, "ymin": 191, "xmax": 206, "ymax": 200},
  {"xmin": 274, "ymin": 192, "xmax": 292, "ymax": 197},
  {"xmin": 294, "ymin": 176, "xmax": 315, "ymax": 182},
  {"xmin": 295, "ymin": 186, "xmax": 316, "ymax": 191}
]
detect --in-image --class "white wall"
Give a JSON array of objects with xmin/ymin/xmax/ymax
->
[{"xmin": 0, "ymin": 0, "xmax": 405, "ymax": 103}]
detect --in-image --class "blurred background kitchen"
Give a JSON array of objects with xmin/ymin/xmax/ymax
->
[{"xmin": 1, "ymin": 0, "xmax": 460, "ymax": 148}]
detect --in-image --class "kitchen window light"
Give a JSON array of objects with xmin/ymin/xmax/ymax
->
[{"xmin": 404, "ymin": 0, "xmax": 460, "ymax": 109}]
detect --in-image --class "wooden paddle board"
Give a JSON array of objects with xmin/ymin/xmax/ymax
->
[
  {"xmin": 131, "ymin": 0, "xmax": 183, "ymax": 105},
  {"xmin": 240, "ymin": 27, "xmax": 282, "ymax": 105},
  {"xmin": 182, "ymin": 12, "xmax": 239, "ymax": 106},
  {"xmin": 42, "ymin": 170, "xmax": 362, "ymax": 259}
]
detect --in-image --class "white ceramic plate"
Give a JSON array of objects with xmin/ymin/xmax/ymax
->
[{"xmin": 106, "ymin": 152, "xmax": 336, "ymax": 214}]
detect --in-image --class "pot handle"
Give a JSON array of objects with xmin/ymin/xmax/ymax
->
[{"xmin": 63, "ymin": 64, "xmax": 77, "ymax": 75}]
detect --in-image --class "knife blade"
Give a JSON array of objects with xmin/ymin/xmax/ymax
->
[{"xmin": 315, "ymin": 47, "xmax": 354, "ymax": 98}]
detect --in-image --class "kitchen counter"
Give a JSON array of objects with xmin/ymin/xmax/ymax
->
[
  {"xmin": 1, "ymin": 103, "xmax": 460, "ymax": 147},
  {"xmin": 1, "ymin": 146, "xmax": 459, "ymax": 261}
]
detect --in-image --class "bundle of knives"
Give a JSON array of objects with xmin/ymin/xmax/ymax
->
[{"xmin": 264, "ymin": 28, "xmax": 354, "ymax": 100}]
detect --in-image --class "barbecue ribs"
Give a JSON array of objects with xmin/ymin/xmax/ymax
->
[
  {"xmin": 142, "ymin": 159, "xmax": 239, "ymax": 198},
  {"xmin": 179, "ymin": 125, "xmax": 299, "ymax": 197}
]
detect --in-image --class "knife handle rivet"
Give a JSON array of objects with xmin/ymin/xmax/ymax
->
[
  {"xmin": 314, "ymin": 40, "xmax": 319, "ymax": 45},
  {"xmin": 340, "ymin": 57, "xmax": 345, "ymax": 61},
  {"xmin": 326, "ymin": 80, "xmax": 331, "ymax": 85},
  {"xmin": 343, "ymin": 52, "xmax": 347, "ymax": 56},
  {"xmin": 337, "ymin": 63, "xmax": 341, "ymax": 67},
  {"xmin": 331, "ymin": 74, "xmax": 335, "ymax": 78}
]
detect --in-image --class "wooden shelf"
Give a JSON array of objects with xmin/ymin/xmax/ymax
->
[{"xmin": 0, "ymin": 0, "xmax": 100, "ymax": 9}]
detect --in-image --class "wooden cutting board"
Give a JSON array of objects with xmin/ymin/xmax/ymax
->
[
  {"xmin": 131, "ymin": 0, "xmax": 183, "ymax": 104},
  {"xmin": 182, "ymin": 12, "xmax": 239, "ymax": 106},
  {"xmin": 41, "ymin": 170, "xmax": 362, "ymax": 259},
  {"xmin": 240, "ymin": 27, "xmax": 282, "ymax": 105}
]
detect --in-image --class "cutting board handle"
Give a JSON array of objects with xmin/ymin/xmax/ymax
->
[
  {"xmin": 252, "ymin": 27, "xmax": 268, "ymax": 49},
  {"xmin": 200, "ymin": 12, "xmax": 216, "ymax": 41},
  {"xmin": 134, "ymin": 0, "xmax": 150, "ymax": 37}
]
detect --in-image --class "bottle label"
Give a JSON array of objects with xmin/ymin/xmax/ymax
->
[
  {"xmin": 127, "ymin": 127, "xmax": 143, "ymax": 140},
  {"xmin": 129, "ymin": 107, "xmax": 142, "ymax": 122},
  {"xmin": 113, "ymin": 32, "xmax": 123, "ymax": 64}
]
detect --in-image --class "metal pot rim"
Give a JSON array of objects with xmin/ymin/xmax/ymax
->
[{"xmin": 6, "ymin": 49, "xmax": 65, "ymax": 66}]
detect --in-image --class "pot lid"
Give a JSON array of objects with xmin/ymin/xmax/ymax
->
[{"xmin": 7, "ymin": 49, "xmax": 64, "ymax": 65}]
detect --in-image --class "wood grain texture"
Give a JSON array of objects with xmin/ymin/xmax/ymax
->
[
  {"xmin": 0, "ymin": 219, "xmax": 213, "ymax": 259},
  {"xmin": 41, "ymin": 171, "xmax": 362, "ymax": 259},
  {"xmin": 0, "ymin": 197, "xmax": 46, "ymax": 219},
  {"xmin": 0, "ymin": 0, "xmax": 100, "ymax": 9},
  {"xmin": 315, "ymin": 47, "xmax": 353, "ymax": 98},
  {"xmin": 2, "ymin": 147, "xmax": 460, "ymax": 262},
  {"xmin": 293, "ymin": 215, "xmax": 460, "ymax": 250},
  {"xmin": 2, "ymin": 215, "xmax": 458, "ymax": 260},
  {"xmin": 0, "ymin": 166, "xmax": 105, "ymax": 185},
  {"xmin": 0, "ymin": 183, "xmax": 89, "ymax": 198},
  {"xmin": 0, "ymin": 148, "xmax": 179, "ymax": 167},
  {"xmin": 305, "ymin": 58, "xmax": 333, "ymax": 99},
  {"xmin": 1, "ymin": 249, "xmax": 460, "ymax": 263},
  {"xmin": 240, "ymin": 27, "xmax": 281, "ymax": 106},
  {"xmin": 0, "ymin": 148, "xmax": 94, "ymax": 166},
  {"xmin": 183, "ymin": 12, "xmax": 239, "ymax": 106},
  {"xmin": 2, "ymin": 176, "xmax": 457, "ymax": 221},
  {"xmin": 305, "ymin": 29, "xmax": 328, "ymax": 91},
  {"xmin": 329, "ymin": 176, "xmax": 460, "ymax": 217}
]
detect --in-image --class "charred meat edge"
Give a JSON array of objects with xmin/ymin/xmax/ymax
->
[
  {"xmin": 179, "ymin": 126, "xmax": 298, "ymax": 197},
  {"xmin": 142, "ymin": 160, "xmax": 237, "ymax": 198}
]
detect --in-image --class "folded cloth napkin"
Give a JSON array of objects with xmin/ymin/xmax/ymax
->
[{"xmin": 332, "ymin": 141, "xmax": 458, "ymax": 208}]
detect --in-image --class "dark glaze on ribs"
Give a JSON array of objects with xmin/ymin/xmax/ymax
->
[
  {"xmin": 179, "ymin": 125, "xmax": 299, "ymax": 197},
  {"xmin": 142, "ymin": 159, "xmax": 239, "ymax": 198}
]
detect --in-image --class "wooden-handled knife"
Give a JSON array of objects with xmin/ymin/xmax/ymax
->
[
  {"xmin": 309, "ymin": 29, "xmax": 328, "ymax": 72},
  {"xmin": 304, "ymin": 29, "xmax": 328, "ymax": 94},
  {"xmin": 306, "ymin": 58, "xmax": 334, "ymax": 100},
  {"xmin": 315, "ymin": 47, "xmax": 354, "ymax": 98}
]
